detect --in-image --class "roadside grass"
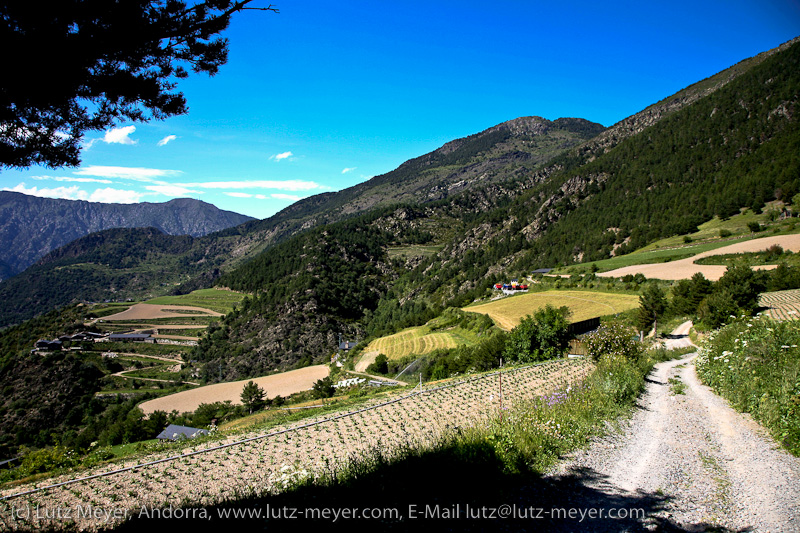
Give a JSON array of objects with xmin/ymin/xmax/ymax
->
[
  {"xmin": 696, "ymin": 316, "xmax": 800, "ymax": 456},
  {"xmin": 668, "ymin": 377, "xmax": 687, "ymax": 395},
  {"xmin": 462, "ymin": 290, "xmax": 640, "ymax": 330},
  {"xmin": 145, "ymin": 288, "xmax": 246, "ymax": 314}
]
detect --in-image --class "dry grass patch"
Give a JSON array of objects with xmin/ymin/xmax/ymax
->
[
  {"xmin": 364, "ymin": 328, "xmax": 461, "ymax": 361},
  {"xmin": 463, "ymin": 290, "xmax": 640, "ymax": 330},
  {"xmin": 759, "ymin": 289, "xmax": 800, "ymax": 321}
]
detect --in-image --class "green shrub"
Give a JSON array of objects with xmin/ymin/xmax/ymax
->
[
  {"xmin": 17, "ymin": 445, "xmax": 80, "ymax": 476},
  {"xmin": 747, "ymin": 221, "xmax": 763, "ymax": 233},
  {"xmin": 584, "ymin": 323, "xmax": 643, "ymax": 362},
  {"xmin": 696, "ymin": 317, "xmax": 800, "ymax": 455},
  {"xmin": 367, "ymin": 354, "xmax": 389, "ymax": 375},
  {"xmin": 503, "ymin": 305, "xmax": 571, "ymax": 363}
]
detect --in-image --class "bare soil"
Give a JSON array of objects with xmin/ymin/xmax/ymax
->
[
  {"xmin": 355, "ymin": 350, "xmax": 380, "ymax": 372},
  {"xmin": 138, "ymin": 365, "xmax": 330, "ymax": 414}
]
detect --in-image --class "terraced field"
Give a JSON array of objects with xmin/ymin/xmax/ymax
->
[
  {"xmin": 0, "ymin": 359, "xmax": 591, "ymax": 531},
  {"xmin": 464, "ymin": 290, "xmax": 640, "ymax": 330},
  {"xmin": 759, "ymin": 289, "xmax": 800, "ymax": 321},
  {"xmin": 364, "ymin": 327, "xmax": 464, "ymax": 360}
]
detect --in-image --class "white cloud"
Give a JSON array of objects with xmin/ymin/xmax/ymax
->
[
  {"xmin": 342, "ymin": 167, "xmax": 357, "ymax": 174},
  {"xmin": 75, "ymin": 165, "xmax": 182, "ymax": 183},
  {"xmin": 3, "ymin": 183, "xmax": 143, "ymax": 203},
  {"xmin": 4, "ymin": 183, "xmax": 82, "ymax": 199},
  {"xmin": 103, "ymin": 126, "xmax": 138, "ymax": 145},
  {"xmin": 157, "ymin": 135, "xmax": 177, "ymax": 146},
  {"xmin": 224, "ymin": 192, "xmax": 253, "ymax": 198},
  {"xmin": 31, "ymin": 175, "xmax": 112, "ymax": 184},
  {"xmin": 270, "ymin": 151, "xmax": 293, "ymax": 161},
  {"xmin": 88, "ymin": 187, "xmax": 144, "ymax": 203},
  {"xmin": 179, "ymin": 179, "xmax": 322, "ymax": 191},
  {"xmin": 145, "ymin": 184, "xmax": 202, "ymax": 197},
  {"xmin": 271, "ymin": 193, "xmax": 302, "ymax": 201}
]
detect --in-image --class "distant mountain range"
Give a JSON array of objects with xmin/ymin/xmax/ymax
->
[{"xmin": 0, "ymin": 193, "xmax": 254, "ymax": 279}]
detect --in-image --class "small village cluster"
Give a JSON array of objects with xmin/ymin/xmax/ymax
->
[
  {"xmin": 33, "ymin": 330, "xmax": 194, "ymax": 352},
  {"xmin": 493, "ymin": 279, "xmax": 530, "ymax": 294}
]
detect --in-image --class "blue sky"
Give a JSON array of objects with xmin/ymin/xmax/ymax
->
[{"xmin": 2, "ymin": 0, "xmax": 800, "ymax": 219}]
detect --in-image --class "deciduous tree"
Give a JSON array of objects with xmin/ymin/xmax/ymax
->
[{"xmin": 503, "ymin": 304, "xmax": 572, "ymax": 363}]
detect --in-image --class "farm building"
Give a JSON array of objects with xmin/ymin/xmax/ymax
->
[
  {"xmin": 108, "ymin": 333, "xmax": 155, "ymax": 343},
  {"xmin": 339, "ymin": 340, "xmax": 357, "ymax": 351},
  {"xmin": 494, "ymin": 280, "xmax": 529, "ymax": 294},
  {"xmin": 494, "ymin": 282, "xmax": 529, "ymax": 291},
  {"xmin": 156, "ymin": 424, "xmax": 209, "ymax": 441},
  {"xmin": 34, "ymin": 339, "xmax": 62, "ymax": 351},
  {"xmin": 69, "ymin": 331, "xmax": 107, "ymax": 341}
]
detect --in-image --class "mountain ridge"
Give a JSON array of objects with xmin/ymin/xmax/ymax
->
[{"xmin": 0, "ymin": 192, "xmax": 254, "ymax": 278}]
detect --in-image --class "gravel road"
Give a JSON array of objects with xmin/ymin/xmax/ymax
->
[{"xmin": 540, "ymin": 347, "xmax": 800, "ymax": 531}]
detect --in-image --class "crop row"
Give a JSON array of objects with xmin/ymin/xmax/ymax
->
[
  {"xmin": 759, "ymin": 290, "xmax": 800, "ymax": 321},
  {"xmin": 0, "ymin": 359, "xmax": 591, "ymax": 531},
  {"xmin": 368, "ymin": 329, "xmax": 459, "ymax": 359}
]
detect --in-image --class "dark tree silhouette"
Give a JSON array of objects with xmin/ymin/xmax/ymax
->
[{"xmin": 0, "ymin": 0, "xmax": 277, "ymax": 169}]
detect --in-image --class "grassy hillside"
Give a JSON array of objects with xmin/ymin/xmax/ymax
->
[{"xmin": 145, "ymin": 288, "xmax": 247, "ymax": 315}]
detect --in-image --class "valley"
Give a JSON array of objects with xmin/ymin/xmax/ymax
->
[{"xmin": 0, "ymin": 34, "xmax": 799, "ymax": 531}]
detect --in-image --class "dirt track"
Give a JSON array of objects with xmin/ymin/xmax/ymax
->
[
  {"xmin": 138, "ymin": 365, "xmax": 330, "ymax": 414},
  {"xmin": 355, "ymin": 350, "xmax": 380, "ymax": 372},
  {"xmin": 545, "ymin": 339, "xmax": 800, "ymax": 530},
  {"xmin": 599, "ymin": 233, "xmax": 800, "ymax": 280}
]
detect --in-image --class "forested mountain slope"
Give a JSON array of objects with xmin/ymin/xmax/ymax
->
[
  {"xmin": 0, "ymin": 117, "xmax": 605, "ymax": 327},
  {"xmin": 193, "ymin": 37, "xmax": 800, "ymax": 379},
  {"xmin": 210, "ymin": 116, "xmax": 606, "ymax": 254}
]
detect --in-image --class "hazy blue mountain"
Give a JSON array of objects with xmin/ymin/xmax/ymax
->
[{"xmin": 0, "ymin": 193, "xmax": 253, "ymax": 278}]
